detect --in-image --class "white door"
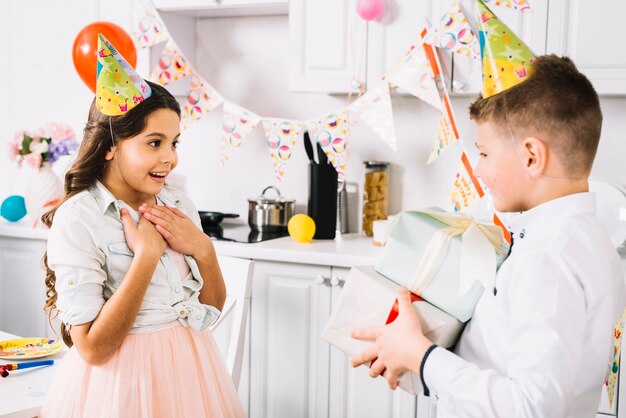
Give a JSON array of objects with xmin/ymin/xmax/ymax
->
[
  {"xmin": 328, "ymin": 266, "xmax": 418, "ymax": 418},
  {"xmin": 546, "ymin": 0, "xmax": 626, "ymax": 95},
  {"xmin": 289, "ymin": 0, "xmax": 367, "ymax": 93},
  {"xmin": 249, "ymin": 260, "xmax": 333, "ymax": 418}
]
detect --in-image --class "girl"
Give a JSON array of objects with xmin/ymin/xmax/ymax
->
[{"xmin": 39, "ymin": 65, "xmax": 246, "ymax": 415}]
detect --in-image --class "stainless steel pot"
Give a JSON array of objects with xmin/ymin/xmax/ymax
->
[{"xmin": 248, "ymin": 186, "xmax": 295, "ymax": 232}]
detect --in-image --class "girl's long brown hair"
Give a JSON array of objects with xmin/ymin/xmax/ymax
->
[{"xmin": 43, "ymin": 82, "xmax": 180, "ymax": 347}]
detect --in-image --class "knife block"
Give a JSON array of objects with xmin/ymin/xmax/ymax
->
[{"xmin": 308, "ymin": 162, "xmax": 337, "ymax": 239}]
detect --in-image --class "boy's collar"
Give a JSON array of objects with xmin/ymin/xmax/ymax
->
[{"xmin": 502, "ymin": 192, "xmax": 596, "ymax": 240}]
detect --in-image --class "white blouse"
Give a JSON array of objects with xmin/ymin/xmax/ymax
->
[
  {"xmin": 47, "ymin": 181, "xmax": 220, "ymax": 334},
  {"xmin": 423, "ymin": 192, "xmax": 626, "ymax": 418}
]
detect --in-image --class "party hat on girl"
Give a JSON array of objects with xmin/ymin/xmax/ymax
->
[
  {"xmin": 477, "ymin": 0, "xmax": 536, "ymax": 97},
  {"xmin": 96, "ymin": 33, "xmax": 152, "ymax": 116}
]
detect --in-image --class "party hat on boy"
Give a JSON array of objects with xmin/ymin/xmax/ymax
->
[
  {"xmin": 96, "ymin": 33, "xmax": 152, "ymax": 116},
  {"xmin": 477, "ymin": 0, "xmax": 536, "ymax": 97}
]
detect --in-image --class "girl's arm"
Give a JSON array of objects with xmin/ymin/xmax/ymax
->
[
  {"xmin": 70, "ymin": 208, "xmax": 166, "ymax": 365},
  {"xmin": 139, "ymin": 204, "xmax": 226, "ymax": 310}
]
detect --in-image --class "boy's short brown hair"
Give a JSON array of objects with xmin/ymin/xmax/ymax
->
[{"xmin": 469, "ymin": 54, "xmax": 602, "ymax": 176}]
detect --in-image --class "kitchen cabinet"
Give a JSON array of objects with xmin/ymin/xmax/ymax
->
[
  {"xmin": 290, "ymin": 0, "xmax": 626, "ymax": 96},
  {"xmin": 0, "ymin": 228, "xmax": 53, "ymax": 338},
  {"xmin": 248, "ymin": 260, "xmax": 417, "ymax": 418},
  {"xmin": 546, "ymin": 0, "xmax": 626, "ymax": 96}
]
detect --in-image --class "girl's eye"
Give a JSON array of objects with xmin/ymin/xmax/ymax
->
[
  {"xmin": 172, "ymin": 140, "xmax": 179, "ymax": 149},
  {"xmin": 148, "ymin": 140, "xmax": 161, "ymax": 148}
]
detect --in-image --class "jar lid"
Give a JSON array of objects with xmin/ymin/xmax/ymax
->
[{"xmin": 363, "ymin": 161, "xmax": 390, "ymax": 169}]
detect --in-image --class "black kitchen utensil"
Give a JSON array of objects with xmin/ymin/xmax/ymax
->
[
  {"xmin": 308, "ymin": 150, "xmax": 337, "ymax": 240},
  {"xmin": 198, "ymin": 211, "xmax": 239, "ymax": 226},
  {"xmin": 316, "ymin": 142, "xmax": 329, "ymax": 165},
  {"xmin": 303, "ymin": 131, "xmax": 316, "ymax": 164}
]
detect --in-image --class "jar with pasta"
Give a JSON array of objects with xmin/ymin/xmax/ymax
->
[{"xmin": 362, "ymin": 161, "xmax": 389, "ymax": 236}]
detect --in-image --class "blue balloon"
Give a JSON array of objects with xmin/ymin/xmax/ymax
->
[{"xmin": 1, "ymin": 195, "xmax": 27, "ymax": 222}]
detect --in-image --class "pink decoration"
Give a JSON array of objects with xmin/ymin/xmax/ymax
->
[{"xmin": 356, "ymin": 0, "xmax": 385, "ymax": 21}]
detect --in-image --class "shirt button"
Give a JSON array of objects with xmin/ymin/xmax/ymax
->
[
  {"xmin": 179, "ymin": 309, "xmax": 186, "ymax": 316},
  {"xmin": 175, "ymin": 288, "xmax": 181, "ymax": 293},
  {"xmin": 68, "ymin": 279, "xmax": 75, "ymax": 286}
]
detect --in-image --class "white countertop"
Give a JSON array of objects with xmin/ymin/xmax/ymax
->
[
  {"xmin": 0, "ymin": 221, "xmax": 383, "ymax": 268},
  {"xmin": 0, "ymin": 331, "xmax": 66, "ymax": 418}
]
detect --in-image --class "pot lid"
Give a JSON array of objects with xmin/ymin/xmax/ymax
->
[{"xmin": 248, "ymin": 186, "xmax": 295, "ymax": 204}]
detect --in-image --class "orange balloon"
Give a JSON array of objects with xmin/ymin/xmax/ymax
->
[{"xmin": 72, "ymin": 21, "xmax": 137, "ymax": 93}]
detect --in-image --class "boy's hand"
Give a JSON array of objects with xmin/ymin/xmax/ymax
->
[
  {"xmin": 138, "ymin": 204, "xmax": 212, "ymax": 258},
  {"xmin": 351, "ymin": 287, "xmax": 433, "ymax": 390}
]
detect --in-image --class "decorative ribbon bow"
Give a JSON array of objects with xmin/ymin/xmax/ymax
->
[{"xmin": 408, "ymin": 209, "xmax": 507, "ymax": 296}]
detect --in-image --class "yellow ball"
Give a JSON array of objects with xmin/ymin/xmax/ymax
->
[{"xmin": 288, "ymin": 214, "xmax": 316, "ymax": 243}]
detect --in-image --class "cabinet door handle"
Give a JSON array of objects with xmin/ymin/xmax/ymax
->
[
  {"xmin": 316, "ymin": 274, "xmax": 330, "ymax": 285},
  {"xmin": 330, "ymin": 276, "xmax": 345, "ymax": 287},
  {"xmin": 452, "ymin": 80, "xmax": 465, "ymax": 92}
]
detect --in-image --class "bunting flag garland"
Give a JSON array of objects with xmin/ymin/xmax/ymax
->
[
  {"xmin": 425, "ymin": 2, "xmax": 481, "ymax": 59},
  {"xmin": 606, "ymin": 308, "xmax": 626, "ymax": 409},
  {"xmin": 261, "ymin": 118, "xmax": 304, "ymax": 181},
  {"xmin": 482, "ymin": 0, "xmax": 531, "ymax": 11},
  {"xmin": 349, "ymin": 82, "xmax": 397, "ymax": 151},
  {"xmin": 449, "ymin": 152, "xmax": 484, "ymax": 212},
  {"xmin": 150, "ymin": 39, "xmax": 194, "ymax": 86},
  {"xmin": 386, "ymin": 36, "xmax": 442, "ymax": 111},
  {"xmin": 308, "ymin": 110, "xmax": 351, "ymax": 178},
  {"xmin": 427, "ymin": 96, "xmax": 460, "ymax": 164},
  {"xmin": 477, "ymin": 0, "xmax": 537, "ymax": 97},
  {"xmin": 221, "ymin": 102, "xmax": 261, "ymax": 165},
  {"xmin": 134, "ymin": 0, "xmax": 169, "ymax": 48},
  {"xmin": 181, "ymin": 74, "xmax": 224, "ymax": 130}
]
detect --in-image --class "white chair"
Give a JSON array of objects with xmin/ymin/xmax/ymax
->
[{"xmin": 210, "ymin": 255, "xmax": 254, "ymax": 390}]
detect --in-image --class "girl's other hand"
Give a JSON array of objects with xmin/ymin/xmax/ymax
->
[
  {"xmin": 120, "ymin": 208, "xmax": 166, "ymax": 259},
  {"xmin": 138, "ymin": 204, "xmax": 212, "ymax": 259}
]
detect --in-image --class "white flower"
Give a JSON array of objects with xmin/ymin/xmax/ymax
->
[{"xmin": 29, "ymin": 140, "xmax": 49, "ymax": 154}]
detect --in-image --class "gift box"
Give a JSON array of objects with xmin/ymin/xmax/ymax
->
[
  {"xmin": 323, "ymin": 265, "xmax": 464, "ymax": 395},
  {"xmin": 375, "ymin": 208, "xmax": 509, "ymax": 322}
]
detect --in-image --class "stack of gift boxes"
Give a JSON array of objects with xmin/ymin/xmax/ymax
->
[{"xmin": 323, "ymin": 208, "xmax": 510, "ymax": 394}]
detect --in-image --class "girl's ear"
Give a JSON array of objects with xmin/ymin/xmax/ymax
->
[
  {"xmin": 105, "ymin": 146, "xmax": 116, "ymax": 161},
  {"xmin": 521, "ymin": 136, "xmax": 547, "ymax": 179}
]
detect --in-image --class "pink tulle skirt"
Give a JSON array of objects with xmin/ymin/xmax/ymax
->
[{"xmin": 39, "ymin": 323, "xmax": 246, "ymax": 418}]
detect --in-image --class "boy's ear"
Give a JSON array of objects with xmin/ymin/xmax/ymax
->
[{"xmin": 521, "ymin": 137, "xmax": 547, "ymax": 178}]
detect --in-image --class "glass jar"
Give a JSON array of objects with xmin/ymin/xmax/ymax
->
[{"xmin": 362, "ymin": 161, "xmax": 389, "ymax": 236}]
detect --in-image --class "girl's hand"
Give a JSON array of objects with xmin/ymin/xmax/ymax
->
[
  {"xmin": 119, "ymin": 208, "xmax": 166, "ymax": 259},
  {"xmin": 138, "ymin": 204, "xmax": 212, "ymax": 259},
  {"xmin": 350, "ymin": 287, "xmax": 433, "ymax": 390}
]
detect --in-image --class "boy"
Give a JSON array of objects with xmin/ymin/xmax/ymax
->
[{"xmin": 351, "ymin": 55, "xmax": 626, "ymax": 417}]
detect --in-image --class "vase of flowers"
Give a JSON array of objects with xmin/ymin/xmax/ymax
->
[{"xmin": 8, "ymin": 123, "xmax": 78, "ymax": 225}]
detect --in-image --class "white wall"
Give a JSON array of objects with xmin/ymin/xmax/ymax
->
[{"xmin": 2, "ymin": 2, "xmax": 625, "ymax": 229}]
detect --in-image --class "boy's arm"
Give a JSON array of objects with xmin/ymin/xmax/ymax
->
[{"xmin": 354, "ymin": 252, "xmax": 595, "ymax": 418}]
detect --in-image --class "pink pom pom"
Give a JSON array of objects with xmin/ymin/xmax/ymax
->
[{"xmin": 356, "ymin": 0, "xmax": 385, "ymax": 21}]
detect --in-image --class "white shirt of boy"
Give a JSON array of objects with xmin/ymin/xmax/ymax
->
[
  {"xmin": 47, "ymin": 181, "xmax": 221, "ymax": 334},
  {"xmin": 423, "ymin": 192, "xmax": 626, "ymax": 418}
]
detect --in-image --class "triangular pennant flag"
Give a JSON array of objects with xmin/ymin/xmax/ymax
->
[
  {"xmin": 349, "ymin": 82, "xmax": 397, "ymax": 151},
  {"xmin": 449, "ymin": 153, "xmax": 484, "ymax": 212},
  {"xmin": 308, "ymin": 110, "xmax": 351, "ymax": 178},
  {"xmin": 221, "ymin": 102, "xmax": 261, "ymax": 165},
  {"xmin": 477, "ymin": 0, "xmax": 537, "ymax": 97},
  {"xmin": 482, "ymin": 0, "xmax": 531, "ymax": 11},
  {"xmin": 425, "ymin": 2, "xmax": 481, "ymax": 59},
  {"xmin": 386, "ymin": 37, "xmax": 442, "ymax": 110},
  {"xmin": 261, "ymin": 118, "xmax": 304, "ymax": 181},
  {"xmin": 181, "ymin": 74, "xmax": 224, "ymax": 130},
  {"xmin": 427, "ymin": 95, "xmax": 460, "ymax": 164},
  {"xmin": 96, "ymin": 34, "xmax": 152, "ymax": 116},
  {"xmin": 606, "ymin": 308, "xmax": 626, "ymax": 409},
  {"xmin": 134, "ymin": 0, "xmax": 170, "ymax": 48},
  {"xmin": 150, "ymin": 39, "xmax": 194, "ymax": 86}
]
